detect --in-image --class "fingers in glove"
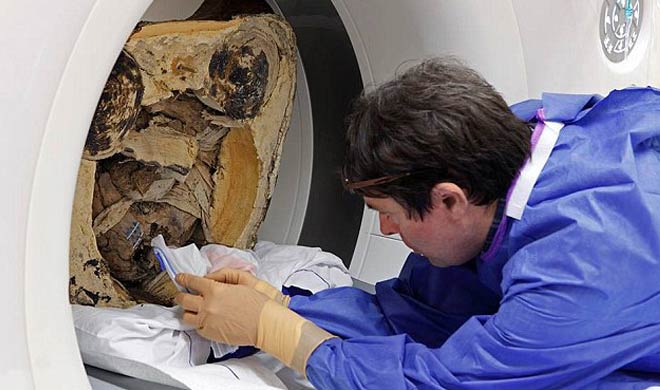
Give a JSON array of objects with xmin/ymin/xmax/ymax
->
[
  {"xmin": 182, "ymin": 310, "xmax": 203, "ymax": 328},
  {"xmin": 176, "ymin": 273, "xmax": 215, "ymax": 295},
  {"xmin": 205, "ymin": 268, "xmax": 256, "ymax": 287},
  {"xmin": 175, "ymin": 292, "xmax": 204, "ymax": 313},
  {"xmin": 253, "ymin": 280, "xmax": 281, "ymax": 300}
]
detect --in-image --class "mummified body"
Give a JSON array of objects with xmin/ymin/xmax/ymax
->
[{"xmin": 69, "ymin": 14, "xmax": 297, "ymax": 308}]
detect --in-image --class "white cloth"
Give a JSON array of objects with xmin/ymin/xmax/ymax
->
[
  {"xmin": 150, "ymin": 235, "xmax": 258, "ymax": 292},
  {"xmin": 73, "ymin": 304, "xmax": 209, "ymax": 367},
  {"xmin": 73, "ymin": 304, "xmax": 286, "ymax": 389},
  {"xmin": 255, "ymin": 241, "xmax": 352, "ymax": 294},
  {"xmin": 73, "ymin": 242, "xmax": 352, "ymax": 389}
]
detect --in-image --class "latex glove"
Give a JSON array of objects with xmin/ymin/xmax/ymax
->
[
  {"xmin": 206, "ymin": 268, "xmax": 291, "ymax": 306},
  {"xmin": 176, "ymin": 274, "xmax": 264, "ymax": 346},
  {"xmin": 175, "ymin": 273, "xmax": 336, "ymax": 375}
]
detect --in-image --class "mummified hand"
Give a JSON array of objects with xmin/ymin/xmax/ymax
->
[{"xmin": 175, "ymin": 273, "xmax": 336, "ymax": 376}]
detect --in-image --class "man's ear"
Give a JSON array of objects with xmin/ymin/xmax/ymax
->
[{"xmin": 430, "ymin": 182, "xmax": 469, "ymax": 218}]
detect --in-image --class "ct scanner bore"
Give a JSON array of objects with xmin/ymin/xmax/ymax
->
[
  {"xmin": 259, "ymin": 0, "xmax": 365, "ymax": 266},
  {"xmin": 4, "ymin": 0, "xmax": 660, "ymax": 388},
  {"xmin": 143, "ymin": 0, "xmax": 365, "ymax": 267}
]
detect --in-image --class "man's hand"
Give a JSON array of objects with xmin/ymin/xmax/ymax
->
[
  {"xmin": 205, "ymin": 268, "xmax": 291, "ymax": 306},
  {"xmin": 175, "ymin": 273, "xmax": 267, "ymax": 346},
  {"xmin": 175, "ymin": 272, "xmax": 336, "ymax": 376}
]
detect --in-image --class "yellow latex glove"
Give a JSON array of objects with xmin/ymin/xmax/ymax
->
[
  {"xmin": 205, "ymin": 268, "xmax": 291, "ymax": 306},
  {"xmin": 175, "ymin": 273, "xmax": 336, "ymax": 375}
]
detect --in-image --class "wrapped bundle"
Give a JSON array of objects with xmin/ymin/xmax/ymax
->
[{"xmin": 69, "ymin": 14, "xmax": 297, "ymax": 307}]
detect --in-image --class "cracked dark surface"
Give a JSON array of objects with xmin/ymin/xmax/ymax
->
[
  {"xmin": 208, "ymin": 44, "xmax": 269, "ymax": 119},
  {"xmin": 85, "ymin": 50, "xmax": 144, "ymax": 158}
]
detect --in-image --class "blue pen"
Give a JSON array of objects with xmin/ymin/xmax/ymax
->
[{"xmin": 154, "ymin": 247, "xmax": 189, "ymax": 293}]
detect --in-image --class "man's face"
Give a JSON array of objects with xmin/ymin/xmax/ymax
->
[{"xmin": 364, "ymin": 195, "xmax": 479, "ymax": 267}]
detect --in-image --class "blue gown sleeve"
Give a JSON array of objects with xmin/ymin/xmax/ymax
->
[
  {"xmin": 289, "ymin": 253, "xmax": 500, "ymax": 342},
  {"xmin": 288, "ymin": 286, "xmax": 395, "ymax": 339},
  {"xmin": 304, "ymin": 238, "xmax": 660, "ymax": 389},
  {"xmin": 305, "ymin": 278, "xmax": 660, "ymax": 389}
]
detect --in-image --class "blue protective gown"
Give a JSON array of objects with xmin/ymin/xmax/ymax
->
[{"xmin": 289, "ymin": 88, "xmax": 660, "ymax": 389}]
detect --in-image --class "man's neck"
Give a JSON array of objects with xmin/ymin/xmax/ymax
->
[{"xmin": 478, "ymin": 199, "xmax": 504, "ymax": 254}]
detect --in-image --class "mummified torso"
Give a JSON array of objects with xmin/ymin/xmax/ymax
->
[{"xmin": 69, "ymin": 13, "xmax": 297, "ymax": 308}]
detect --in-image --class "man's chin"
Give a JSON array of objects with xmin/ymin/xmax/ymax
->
[
  {"xmin": 424, "ymin": 256, "xmax": 451, "ymax": 268},
  {"xmin": 424, "ymin": 255, "xmax": 467, "ymax": 268}
]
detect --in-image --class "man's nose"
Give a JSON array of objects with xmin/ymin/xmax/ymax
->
[{"xmin": 379, "ymin": 214, "xmax": 399, "ymax": 235}]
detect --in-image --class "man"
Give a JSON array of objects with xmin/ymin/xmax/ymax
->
[{"xmin": 175, "ymin": 58, "xmax": 660, "ymax": 389}]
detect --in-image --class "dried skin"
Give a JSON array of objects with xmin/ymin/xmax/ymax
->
[
  {"xmin": 102, "ymin": 158, "xmax": 160, "ymax": 200},
  {"xmin": 147, "ymin": 94, "xmax": 211, "ymax": 136},
  {"xmin": 84, "ymin": 51, "xmax": 143, "ymax": 160},
  {"xmin": 205, "ymin": 44, "xmax": 269, "ymax": 119},
  {"xmin": 121, "ymin": 123, "xmax": 199, "ymax": 177},
  {"xmin": 97, "ymin": 172, "xmax": 124, "ymax": 208},
  {"xmin": 69, "ymin": 160, "xmax": 135, "ymax": 307},
  {"xmin": 97, "ymin": 202, "xmax": 197, "ymax": 282}
]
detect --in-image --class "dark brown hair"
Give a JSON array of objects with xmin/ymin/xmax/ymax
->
[{"xmin": 342, "ymin": 57, "xmax": 531, "ymax": 218}]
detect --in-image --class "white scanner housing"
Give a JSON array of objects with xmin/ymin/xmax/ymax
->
[{"xmin": 2, "ymin": 0, "xmax": 659, "ymax": 388}]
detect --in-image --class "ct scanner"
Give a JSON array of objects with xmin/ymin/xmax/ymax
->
[{"xmin": 2, "ymin": 0, "xmax": 659, "ymax": 388}]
